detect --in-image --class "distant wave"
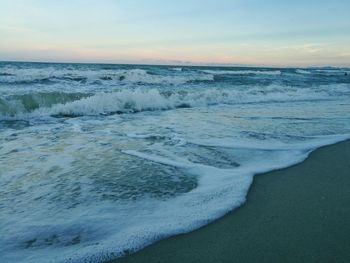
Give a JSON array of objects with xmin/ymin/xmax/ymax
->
[
  {"xmin": 200, "ymin": 69, "xmax": 281, "ymax": 75},
  {"xmin": 295, "ymin": 68, "xmax": 350, "ymax": 76},
  {"xmin": 314, "ymin": 69, "xmax": 349, "ymax": 75},
  {"xmin": 0, "ymin": 68, "xmax": 213, "ymax": 86},
  {"xmin": 170, "ymin": 67, "xmax": 183, "ymax": 71},
  {"xmin": 109, "ymin": 69, "xmax": 213, "ymax": 84},
  {"xmin": 295, "ymin": 69, "xmax": 312, "ymax": 74}
]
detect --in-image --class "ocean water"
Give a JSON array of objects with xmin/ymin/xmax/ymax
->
[{"xmin": 0, "ymin": 62, "xmax": 350, "ymax": 262}]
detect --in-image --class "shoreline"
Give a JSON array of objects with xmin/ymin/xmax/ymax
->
[{"xmin": 109, "ymin": 139, "xmax": 350, "ymax": 263}]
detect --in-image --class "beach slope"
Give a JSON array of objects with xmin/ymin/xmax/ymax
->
[{"xmin": 110, "ymin": 140, "xmax": 350, "ymax": 263}]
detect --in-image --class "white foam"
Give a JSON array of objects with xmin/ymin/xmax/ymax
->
[
  {"xmin": 296, "ymin": 69, "xmax": 312, "ymax": 74},
  {"xmin": 1, "ymin": 120, "xmax": 350, "ymax": 263},
  {"xmin": 170, "ymin": 67, "xmax": 183, "ymax": 71},
  {"xmin": 188, "ymin": 134, "xmax": 350, "ymax": 151},
  {"xmin": 123, "ymin": 150, "xmax": 193, "ymax": 168}
]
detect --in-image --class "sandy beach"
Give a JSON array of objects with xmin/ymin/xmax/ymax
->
[{"xmin": 110, "ymin": 139, "xmax": 350, "ymax": 263}]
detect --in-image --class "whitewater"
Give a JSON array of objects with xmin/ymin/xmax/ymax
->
[{"xmin": 0, "ymin": 62, "xmax": 350, "ymax": 262}]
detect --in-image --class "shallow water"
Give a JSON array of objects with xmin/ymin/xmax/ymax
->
[{"xmin": 1, "ymin": 62, "xmax": 350, "ymax": 262}]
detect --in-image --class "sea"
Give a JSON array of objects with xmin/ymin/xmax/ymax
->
[{"xmin": 1, "ymin": 61, "xmax": 350, "ymax": 262}]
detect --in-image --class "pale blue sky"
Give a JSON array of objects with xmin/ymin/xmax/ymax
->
[{"xmin": 1, "ymin": 0, "xmax": 350, "ymax": 66}]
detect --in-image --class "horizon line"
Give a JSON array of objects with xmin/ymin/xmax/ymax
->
[{"xmin": 1, "ymin": 59, "xmax": 349, "ymax": 69}]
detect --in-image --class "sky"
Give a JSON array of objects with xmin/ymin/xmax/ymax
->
[{"xmin": 0, "ymin": 0, "xmax": 350, "ymax": 66}]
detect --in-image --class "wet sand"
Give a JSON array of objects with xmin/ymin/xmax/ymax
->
[{"xmin": 109, "ymin": 140, "xmax": 350, "ymax": 263}]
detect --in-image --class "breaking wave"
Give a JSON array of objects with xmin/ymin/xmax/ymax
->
[
  {"xmin": 1, "ymin": 84, "xmax": 349, "ymax": 118},
  {"xmin": 0, "ymin": 92, "xmax": 91, "ymax": 117}
]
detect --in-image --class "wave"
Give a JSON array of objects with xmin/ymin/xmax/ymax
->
[
  {"xmin": 46, "ymin": 89, "xmax": 176, "ymax": 117},
  {"xmin": 200, "ymin": 69, "xmax": 282, "ymax": 75},
  {"xmin": 0, "ymin": 92, "xmax": 91, "ymax": 117},
  {"xmin": 0, "ymin": 68, "xmax": 213, "ymax": 86},
  {"xmin": 170, "ymin": 67, "xmax": 183, "ymax": 71},
  {"xmin": 295, "ymin": 69, "xmax": 312, "ymax": 74},
  {"xmin": 295, "ymin": 68, "xmax": 350, "ymax": 76},
  {"xmin": 1, "ymin": 84, "xmax": 349, "ymax": 119},
  {"xmin": 314, "ymin": 69, "xmax": 349, "ymax": 76},
  {"xmin": 109, "ymin": 69, "xmax": 213, "ymax": 84},
  {"xmin": 0, "ymin": 72, "xmax": 15, "ymax": 76}
]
